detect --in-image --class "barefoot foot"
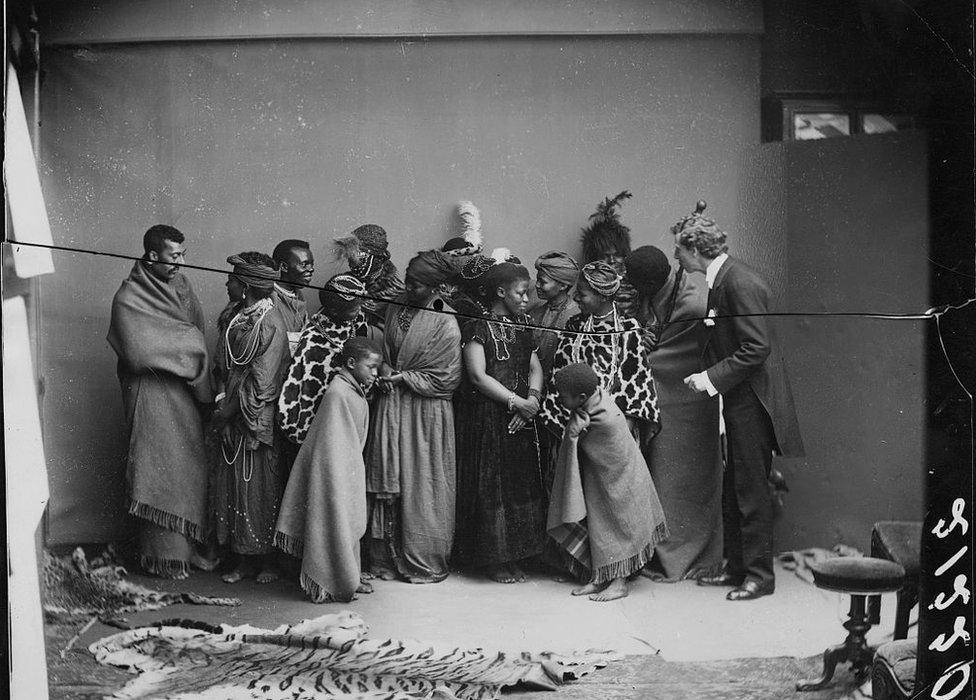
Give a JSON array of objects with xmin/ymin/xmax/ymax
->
[
  {"xmin": 571, "ymin": 581, "xmax": 606, "ymax": 596},
  {"xmin": 356, "ymin": 581, "xmax": 374, "ymax": 594},
  {"xmin": 221, "ymin": 569, "xmax": 246, "ymax": 584},
  {"xmin": 256, "ymin": 568, "xmax": 280, "ymax": 584},
  {"xmin": 510, "ymin": 563, "xmax": 528, "ymax": 582},
  {"xmin": 489, "ymin": 566, "xmax": 517, "ymax": 584},
  {"xmin": 190, "ymin": 551, "xmax": 220, "ymax": 572},
  {"xmin": 369, "ymin": 567, "xmax": 397, "ymax": 581},
  {"xmin": 589, "ymin": 578, "xmax": 628, "ymax": 602}
]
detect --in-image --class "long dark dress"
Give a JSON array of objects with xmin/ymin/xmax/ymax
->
[
  {"xmin": 638, "ymin": 271, "xmax": 723, "ymax": 581},
  {"xmin": 453, "ymin": 315, "xmax": 546, "ymax": 567}
]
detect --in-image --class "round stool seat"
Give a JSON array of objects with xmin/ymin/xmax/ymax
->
[{"xmin": 810, "ymin": 557, "xmax": 906, "ymax": 594}]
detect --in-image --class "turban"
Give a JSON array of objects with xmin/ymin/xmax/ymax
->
[
  {"xmin": 554, "ymin": 362, "xmax": 599, "ymax": 398},
  {"xmin": 483, "ymin": 261, "xmax": 529, "ymax": 296},
  {"xmin": 535, "ymin": 250, "xmax": 580, "ymax": 287},
  {"xmin": 325, "ymin": 273, "xmax": 366, "ymax": 300},
  {"xmin": 319, "ymin": 273, "xmax": 366, "ymax": 315},
  {"xmin": 625, "ymin": 246, "xmax": 672, "ymax": 298},
  {"xmin": 407, "ymin": 250, "xmax": 458, "ymax": 287},
  {"xmin": 580, "ymin": 261, "xmax": 621, "ymax": 298},
  {"xmin": 227, "ymin": 254, "xmax": 279, "ymax": 290}
]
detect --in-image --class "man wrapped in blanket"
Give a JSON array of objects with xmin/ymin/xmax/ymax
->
[{"xmin": 107, "ymin": 225, "xmax": 212, "ymax": 579}]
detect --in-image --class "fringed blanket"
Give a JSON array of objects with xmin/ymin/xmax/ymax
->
[
  {"xmin": 90, "ymin": 612, "xmax": 618, "ymax": 699},
  {"xmin": 275, "ymin": 370, "xmax": 369, "ymax": 603},
  {"xmin": 547, "ymin": 390, "xmax": 669, "ymax": 584},
  {"xmin": 107, "ymin": 263, "xmax": 211, "ymax": 575}
]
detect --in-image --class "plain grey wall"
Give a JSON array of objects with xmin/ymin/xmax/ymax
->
[
  {"xmin": 34, "ymin": 2, "xmax": 926, "ymax": 555},
  {"xmin": 38, "ymin": 31, "xmax": 762, "ymax": 543},
  {"xmin": 737, "ymin": 133, "xmax": 928, "ymax": 553}
]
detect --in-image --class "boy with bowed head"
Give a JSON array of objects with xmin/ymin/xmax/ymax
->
[
  {"xmin": 453, "ymin": 260, "xmax": 547, "ymax": 584},
  {"xmin": 547, "ymin": 363, "xmax": 668, "ymax": 601},
  {"xmin": 275, "ymin": 337, "xmax": 384, "ymax": 603}
]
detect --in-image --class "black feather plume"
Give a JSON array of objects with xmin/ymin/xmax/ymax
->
[
  {"xmin": 581, "ymin": 190, "xmax": 634, "ymax": 263},
  {"xmin": 590, "ymin": 190, "xmax": 632, "ymax": 222}
]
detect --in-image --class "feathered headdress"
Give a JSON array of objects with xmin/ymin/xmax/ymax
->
[
  {"xmin": 490, "ymin": 247, "xmax": 520, "ymax": 264},
  {"xmin": 580, "ymin": 190, "xmax": 633, "ymax": 264},
  {"xmin": 332, "ymin": 234, "xmax": 362, "ymax": 267},
  {"xmin": 443, "ymin": 201, "xmax": 484, "ymax": 257}
]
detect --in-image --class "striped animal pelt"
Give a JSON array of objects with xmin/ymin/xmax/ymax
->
[{"xmin": 90, "ymin": 611, "xmax": 618, "ymax": 699}]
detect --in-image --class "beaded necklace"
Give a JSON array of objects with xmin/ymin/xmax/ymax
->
[
  {"xmin": 220, "ymin": 435, "xmax": 254, "ymax": 482},
  {"xmin": 571, "ymin": 302, "xmax": 622, "ymax": 390},
  {"xmin": 397, "ymin": 305, "xmax": 419, "ymax": 332},
  {"xmin": 225, "ymin": 297, "xmax": 273, "ymax": 367},
  {"xmin": 487, "ymin": 313, "xmax": 521, "ymax": 362}
]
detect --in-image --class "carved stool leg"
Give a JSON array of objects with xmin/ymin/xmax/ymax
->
[
  {"xmin": 797, "ymin": 595, "xmax": 875, "ymax": 692},
  {"xmin": 797, "ymin": 641, "xmax": 848, "ymax": 690},
  {"xmin": 844, "ymin": 596, "xmax": 875, "ymax": 677}
]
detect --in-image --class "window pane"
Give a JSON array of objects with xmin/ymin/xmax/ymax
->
[
  {"xmin": 793, "ymin": 112, "xmax": 851, "ymax": 140},
  {"xmin": 862, "ymin": 113, "xmax": 913, "ymax": 134}
]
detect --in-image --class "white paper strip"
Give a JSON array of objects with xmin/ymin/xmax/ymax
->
[
  {"xmin": 5, "ymin": 62, "xmax": 55, "ymax": 278},
  {"xmin": 4, "ymin": 296, "xmax": 51, "ymax": 699}
]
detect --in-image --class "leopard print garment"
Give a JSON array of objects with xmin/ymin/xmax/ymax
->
[
  {"xmin": 277, "ymin": 311, "xmax": 368, "ymax": 445},
  {"xmin": 539, "ymin": 310, "xmax": 660, "ymax": 437}
]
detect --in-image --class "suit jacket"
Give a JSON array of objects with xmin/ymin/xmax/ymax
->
[{"xmin": 702, "ymin": 256, "xmax": 804, "ymax": 458}]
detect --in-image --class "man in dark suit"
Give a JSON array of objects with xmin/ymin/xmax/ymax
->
[{"xmin": 674, "ymin": 212, "xmax": 804, "ymax": 600}]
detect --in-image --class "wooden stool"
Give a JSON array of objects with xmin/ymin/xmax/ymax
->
[{"xmin": 796, "ymin": 557, "xmax": 906, "ymax": 691}]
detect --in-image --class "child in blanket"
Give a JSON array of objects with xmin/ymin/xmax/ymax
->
[
  {"xmin": 274, "ymin": 337, "xmax": 382, "ymax": 603},
  {"xmin": 547, "ymin": 363, "xmax": 669, "ymax": 601}
]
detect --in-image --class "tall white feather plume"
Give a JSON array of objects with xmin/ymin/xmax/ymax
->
[
  {"xmin": 490, "ymin": 247, "xmax": 511, "ymax": 264},
  {"xmin": 457, "ymin": 201, "xmax": 482, "ymax": 247}
]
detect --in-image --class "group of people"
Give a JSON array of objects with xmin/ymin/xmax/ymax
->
[{"xmin": 108, "ymin": 193, "xmax": 803, "ymax": 605}]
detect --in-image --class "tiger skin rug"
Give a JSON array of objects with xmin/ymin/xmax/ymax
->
[{"xmin": 90, "ymin": 611, "xmax": 618, "ymax": 699}]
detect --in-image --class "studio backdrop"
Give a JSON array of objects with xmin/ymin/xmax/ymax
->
[{"xmin": 34, "ymin": 1, "xmax": 924, "ymax": 552}]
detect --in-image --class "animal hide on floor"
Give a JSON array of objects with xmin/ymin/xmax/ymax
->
[
  {"xmin": 43, "ymin": 548, "xmax": 240, "ymax": 624},
  {"xmin": 90, "ymin": 611, "xmax": 619, "ymax": 699}
]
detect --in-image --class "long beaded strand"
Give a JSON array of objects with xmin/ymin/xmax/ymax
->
[
  {"xmin": 571, "ymin": 303, "xmax": 621, "ymax": 390},
  {"xmin": 225, "ymin": 298, "xmax": 272, "ymax": 367}
]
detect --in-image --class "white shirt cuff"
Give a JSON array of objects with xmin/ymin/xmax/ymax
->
[{"xmin": 701, "ymin": 372, "xmax": 719, "ymax": 397}]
